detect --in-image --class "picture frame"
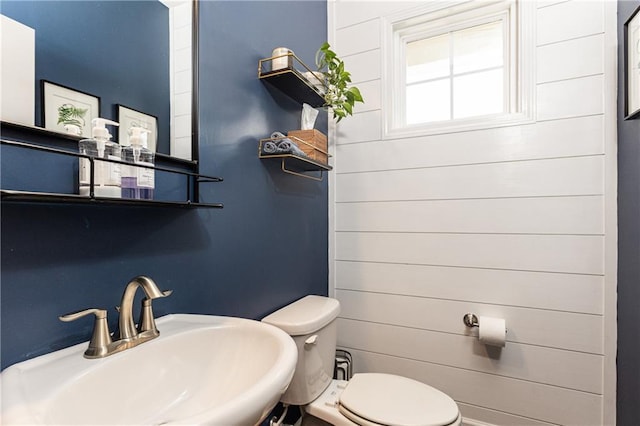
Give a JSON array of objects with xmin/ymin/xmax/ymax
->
[
  {"xmin": 624, "ymin": 5, "xmax": 640, "ymax": 120},
  {"xmin": 117, "ymin": 104, "xmax": 158, "ymax": 152},
  {"xmin": 42, "ymin": 80, "xmax": 100, "ymax": 136}
]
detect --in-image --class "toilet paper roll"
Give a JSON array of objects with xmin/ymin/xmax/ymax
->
[{"xmin": 478, "ymin": 316, "xmax": 506, "ymax": 347}]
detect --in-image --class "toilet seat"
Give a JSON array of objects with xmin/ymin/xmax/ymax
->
[{"xmin": 338, "ymin": 373, "xmax": 460, "ymax": 426}]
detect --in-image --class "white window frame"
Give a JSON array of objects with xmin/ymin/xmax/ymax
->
[{"xmin": 382, "ymin": 0, "xmax": 535, "ymax": 139}]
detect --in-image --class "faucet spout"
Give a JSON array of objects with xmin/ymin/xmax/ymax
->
[{"xmin": 118, "ymin": 275, "xmax": 169, "ymax": 341}]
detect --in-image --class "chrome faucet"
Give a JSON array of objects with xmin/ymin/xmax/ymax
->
[{"xmin": 59, "ymin": 275, "xmax": 172, "ymax": 359}]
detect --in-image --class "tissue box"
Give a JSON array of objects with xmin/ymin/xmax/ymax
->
[{"xmin": 288, "ymin": 130, "xmax": 328, "ymax": 164}]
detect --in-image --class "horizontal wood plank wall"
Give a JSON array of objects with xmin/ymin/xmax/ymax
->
[{"xmin": 329, "ymin": 1, "xmax": 615, "ymax": 424}]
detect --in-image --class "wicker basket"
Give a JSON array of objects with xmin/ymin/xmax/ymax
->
[{"xmin": 288, "ymin": 130, "xmax": 328, "ymax": 163}]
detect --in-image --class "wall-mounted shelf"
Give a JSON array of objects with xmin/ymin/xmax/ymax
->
[
  {"xmin": 258, "ymin": 137, "xmax": 332, "ymax": 181},
  {"xmin": 1, "ymin": 137, "xmax": 224, "ymax": 208},
  {"xmin": 1, "ymin": 190, "xmax": 223, "ymax": 209},
  {"xmin": 257, "ymin": 54, "xmax": 331, "ymax": 181},
  {"xmin": 258, "ymin": 52, "xmax": 327, "ymax": 107}
]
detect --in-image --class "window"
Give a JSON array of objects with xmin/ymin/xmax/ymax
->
[
  {"xmin": 406, "ymin": 20, "xmax": 506, "ymax": 124},
  {"xmin": 383, "ymin": 1, "xmax": 534, "ymax": 137}
]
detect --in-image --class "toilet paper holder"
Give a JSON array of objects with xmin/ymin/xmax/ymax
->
[
  {"xmin": 463, "ymin": 313, "xmax": 479, "ymax": 328},
  {"xmin": 463, "ymin": 313, "xmax": 508, "ymax": 333}
]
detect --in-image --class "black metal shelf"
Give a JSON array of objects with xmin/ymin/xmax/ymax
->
[
  {"xmin": 258, "ymin": 53, "xmax": 327, "ymax": 107},
  {"xmin": 1, "ymin": 120, "xmax": 200, "ymax": 170},
  {"xmin": 1, "ymin": 190, "xmax": 223, "ymax": 208},
  {"xmin": 1, "ymin": 137, "xmax": 224, "ymax": 209}
]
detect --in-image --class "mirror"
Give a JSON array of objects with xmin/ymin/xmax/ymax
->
[{"xmin": 0, "ymin": 0, "xmax": 197, "ymax": 161}]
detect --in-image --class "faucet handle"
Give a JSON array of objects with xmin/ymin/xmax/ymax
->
[
  {"xmin": 60, "ymin": 308, "xmax": 107, "ymax": 322},
  {"xmin": 59, "ymin": 308, "xmax": 113, "ymax": 359},
  {"xmin": 137, "ymin": 290, "xmax": 172, "ymax": 335}
]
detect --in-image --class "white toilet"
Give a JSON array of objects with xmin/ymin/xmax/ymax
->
[{"xmin": 262, "ymin": 295, "xmax": 462, "ymax": 426}]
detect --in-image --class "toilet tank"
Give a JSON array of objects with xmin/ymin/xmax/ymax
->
[{"xmin": 262, "ymin": 295, "xmax": 340, "ymax": 405}]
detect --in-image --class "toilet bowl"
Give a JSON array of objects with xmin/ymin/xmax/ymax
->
[{"xmin": 262, "ymin": 296, "xmax": 461, "ymax": 426}]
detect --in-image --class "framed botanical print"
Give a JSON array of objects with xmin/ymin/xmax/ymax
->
[{"xmin": 42, "ymin": 80, "xmax": 100, "ymax": 136}]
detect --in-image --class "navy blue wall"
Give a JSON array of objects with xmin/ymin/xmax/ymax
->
[
  {"xmin": 0, "ymin": 1, "xmax": 171, "ymax": 152},
  {"xmin": 617, "ymin": 2, "xmax": 640, "ymax": 424},
  {"xmin": 1, "ymin": 0, "xmax": 328, "ymax": 370}
]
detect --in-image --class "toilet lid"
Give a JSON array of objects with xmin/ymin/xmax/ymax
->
[{"xmin": 339, "ymin": 373, "xmax": 459, "ymax": 426}]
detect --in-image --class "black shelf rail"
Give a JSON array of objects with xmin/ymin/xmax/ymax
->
[{"xmin": 1, "ymin": 139, "xmax": 223, "ymax": 208}]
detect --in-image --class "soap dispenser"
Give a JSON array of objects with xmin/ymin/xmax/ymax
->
[
  {"xmin": 78, "ymin": 118, "xmax": 121, "ymax": 198},
  {"xmin": 121, "ymin": 126, "xmax": 154, "ymax": 200}
]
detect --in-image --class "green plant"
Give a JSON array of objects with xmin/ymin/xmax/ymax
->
[
  {"xmin": 57, "ymin": 103, "xmax": 87, "ymax": 127},
  {"xmin": 316, "ymin": 42, "xmax": 364, "ymax": 122}
]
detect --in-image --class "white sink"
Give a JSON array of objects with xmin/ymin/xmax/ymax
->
[{"xmin": 1, "ymin": 314, "xmax": 298, "ymax": 425}]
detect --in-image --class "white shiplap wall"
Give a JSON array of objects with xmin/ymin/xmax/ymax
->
[{"xmin": 328, "ymin": 1, "xmax": 618, "ymax": 425}]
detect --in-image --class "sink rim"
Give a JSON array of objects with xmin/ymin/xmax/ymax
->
[{"xmin": 1, "ymin": 313, "xmax": 298, "ymax": 425}]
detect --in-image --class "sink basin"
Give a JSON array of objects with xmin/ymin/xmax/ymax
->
[{"xmin": 1, "ymin": 314, "xmax": 298, "ymax": 425}]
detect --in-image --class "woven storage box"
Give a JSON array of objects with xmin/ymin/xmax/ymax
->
[{"xmin": 288, "ymin": 129, "xmax": 328, "ymax": 163}]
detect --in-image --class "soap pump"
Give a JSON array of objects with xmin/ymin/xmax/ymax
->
[
  {"xmin": 78, "ymin": 118, "xmax": 121, "ymax": 198},
  {"xmin": 121, "ymin": 126, "xmax": 154, "ymax": 200}
]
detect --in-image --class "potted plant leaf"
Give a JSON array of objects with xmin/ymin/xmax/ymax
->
[{"xmin": 315, "ymin": 42, "xmax": 364, "ymax": 122}]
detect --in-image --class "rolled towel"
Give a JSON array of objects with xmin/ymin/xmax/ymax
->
[
  {"xmin": 262, "ymin": 141, "xmax": 279, "ymax": 154},
  {"xmin": 277, "ymin": 139, "xmax": 307, "ymax": 157},
  {"xmin": 270, "ymin": 131, "xmax": 307, "ymax": 157},
  {"xmin": 271, "ymin": 131, "xmax": 287, "ymax": 140}
]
